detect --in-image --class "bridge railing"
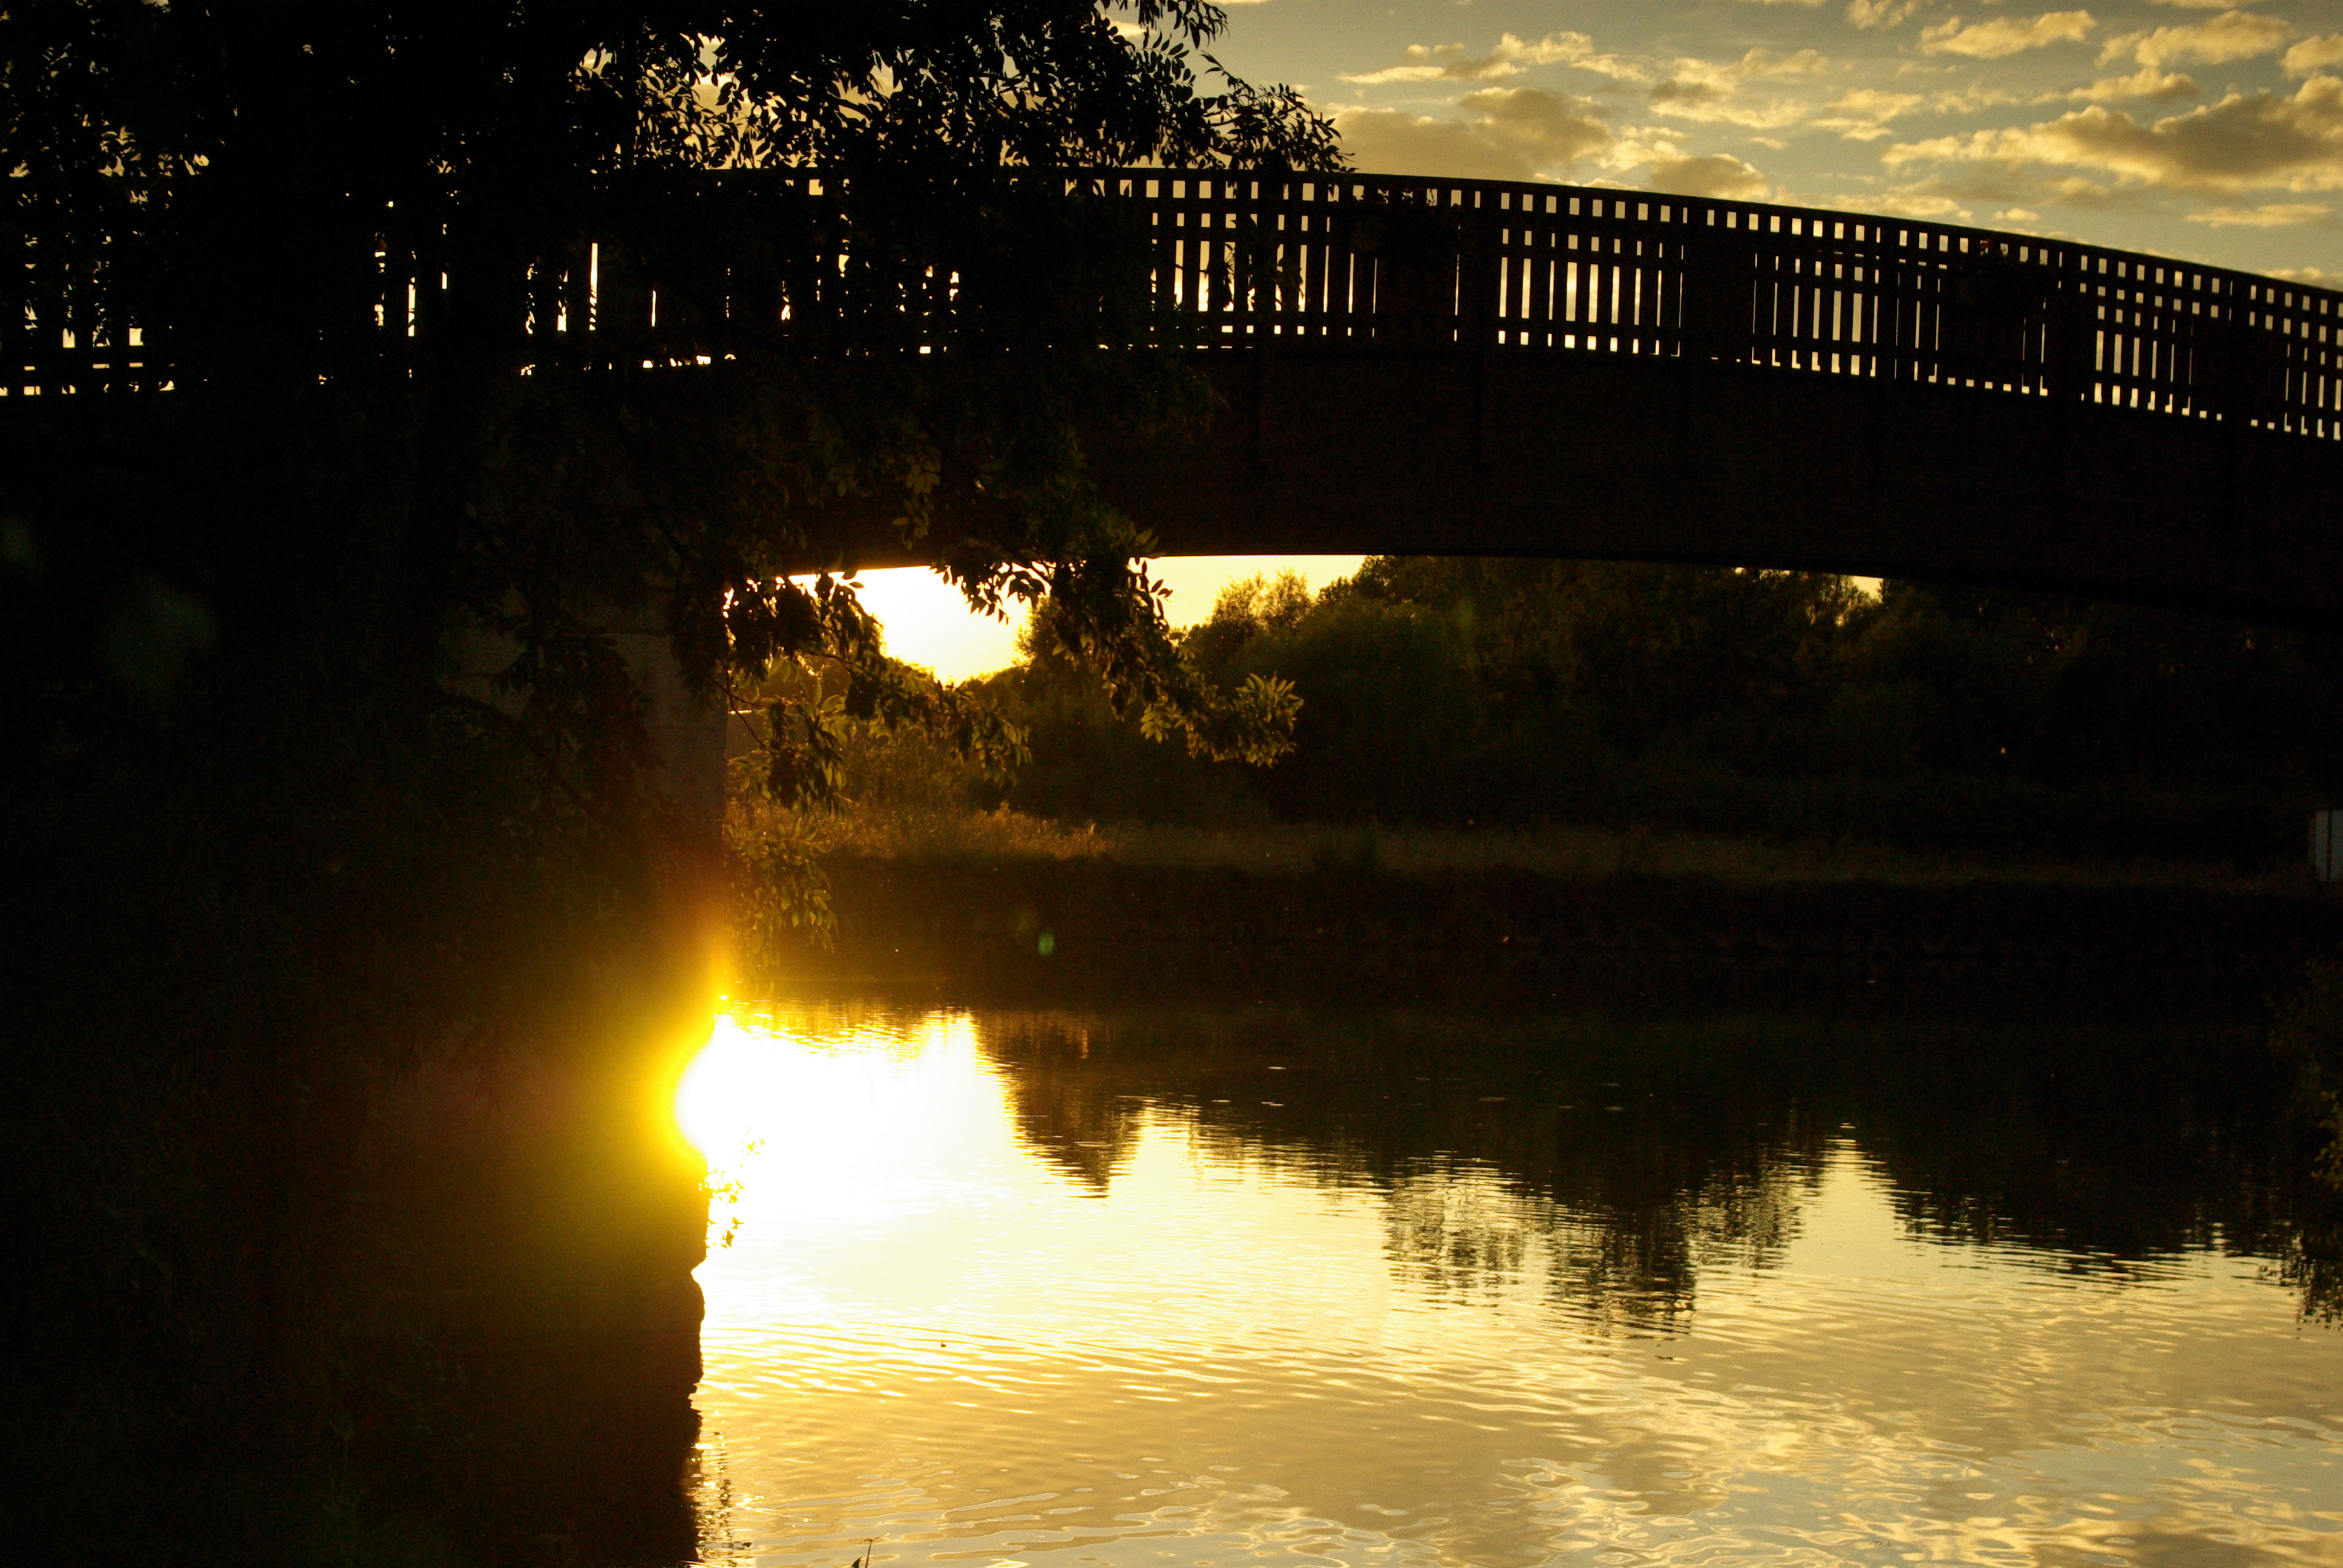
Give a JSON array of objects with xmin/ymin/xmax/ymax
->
[
  {"xmin": 10, "ymin": 169, "xmax": 2341, "ymax": 443},
  {"xmin": 1116, "ymin": 171, "xmax": 2343, "ymax": 441}
]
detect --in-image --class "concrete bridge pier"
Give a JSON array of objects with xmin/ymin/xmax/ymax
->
[
  {"xmin": 614, "ymin": 626, "xmax": 730, "ymax": 843},
  {"xmin": 445, "ymin": 614, "xmax": 729, "ymax": 844}
]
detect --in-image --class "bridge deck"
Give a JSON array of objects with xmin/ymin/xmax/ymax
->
[{"xmin": 1085, "ymin": 345, "xmax": 2341, "ymax": 628}]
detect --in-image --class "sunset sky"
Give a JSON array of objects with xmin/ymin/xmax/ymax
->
[
  {"xmin": 874, "ymin": 0, "xmax": 2343, "ymax": 679},
  {"xmin": 858, "ymin": 555, "xmax": 1365, "ymax": 681},
  {"xmin": 1224, "ymin": 0, "xmax": 2343, "ymax": 280}
]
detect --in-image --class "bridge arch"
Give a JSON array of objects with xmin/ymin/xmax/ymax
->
[
  {"xmin": 13, "ymin": 170, "xmax": 2340, "ymax": 625},
  {"xmin": 1076, "ymin": 174, "xmax": 2343, "ymax": 629}
]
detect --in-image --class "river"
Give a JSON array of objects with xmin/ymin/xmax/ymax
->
[{"xmin": 676, "ymin": 997, "xmax": 2343, "ymax": 1567}]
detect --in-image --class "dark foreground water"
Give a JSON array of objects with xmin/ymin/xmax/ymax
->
[{"xmin": 678, "ymin": 999, "xmax": 2343, "ymax": 1567}]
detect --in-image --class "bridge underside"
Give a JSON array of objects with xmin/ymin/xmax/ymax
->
[{"xmin": 1067, "ymin": 350, "xmax": 2343, "ymax": 629}]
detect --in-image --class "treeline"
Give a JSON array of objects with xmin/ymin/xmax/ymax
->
[{"xmin": 939, "ymin": 559, "xmax": 2343, "ymax": 865}]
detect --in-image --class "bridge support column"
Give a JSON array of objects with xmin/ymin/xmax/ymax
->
[
  {"xmin": 612, "ymin": 626, "xmax": 729, "ymax": 846},
  {"xmin": 445, "ymin": 612, "xmax": 729, "ymax": 846}
]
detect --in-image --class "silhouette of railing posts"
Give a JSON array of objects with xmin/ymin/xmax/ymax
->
[
  {"xmin": 10, "ymin": 170, "xmax": 2341, "ymax": 447},
  {"xmin": 1119, "ymin": 171, "xmax": 2340, "ymax": 444}
]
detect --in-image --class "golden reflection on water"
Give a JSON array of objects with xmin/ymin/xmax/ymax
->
[
  {"xmin": 678, "ymin": 1011, "xmax": 1006, "ymax": 1232},
  {"xmin": 678, "ymin": 1004, "xmax": 2343, "ymax": 1568}
]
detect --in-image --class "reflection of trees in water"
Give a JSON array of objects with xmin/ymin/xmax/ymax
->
[
  {"xmin": 1381, "ymin": 1163, "xmax": 1536, "ymax": 1304},
  {"xmin": 963, "ymin": 1003, "xmax": 2328, "ymax": 1325},
  {"xmin": 2282, "ymin": 1220, "xmax": 2343, "ymax": 1324},
  {"xmin": 1380, "ymin": 1164, "xmax": 1719, "ymax": 1331},
  {"xmin": 1850, "ymin": 1016, "xmax": 2299, "ymax": 1267},
  {"xmin": 970, "ymin": 1010, "xmax": 1844, "ymax": 1327},
  {"xmin": 975, "ymin": 1013, "xmax": 1148, "ymax": 1192},
  {"xmin": 739, "ymin": 998, "xmax": 937, "ymax": 1061},
  {"xmin": 1513, "ymin": 1099, "xmax": 1820, "ymax": 1333},
  {"xmin": 1866, "ymin": 1020, "xmax": 2343, "ymax": 1322},
  {"xmin": 1379, "ymin": 1130, "xmax": 1820, "ymax": 1333}
]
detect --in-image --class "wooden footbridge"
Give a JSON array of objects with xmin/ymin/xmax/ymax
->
[{"xmin": 14, "ymin": 171, "xmax": 2343, "ymax": 624}]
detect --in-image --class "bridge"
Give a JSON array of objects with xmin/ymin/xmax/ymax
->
[{"xmin": 12, "ymin": 171, "xmax": 2343, "ymax": 624}]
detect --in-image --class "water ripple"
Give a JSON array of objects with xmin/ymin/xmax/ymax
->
[{"xmin": 686, "ymin": 1006, "xmax": 2343, "ymax": 1567}]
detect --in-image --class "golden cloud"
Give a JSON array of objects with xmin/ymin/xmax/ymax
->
[
  {"xmin": 1643, "ymin": 154, "xmax": 1774, "ymax": 200},
  {"xmin": 1816, "ymin": 88, "xmax": 1927, "ymax": 140},
  {"xmin": 2099, "ymin": 9, "xmax": 2291, "ymax": 70},
  {"xmin": 1339, "ymin": 32, "xmax": 1624, "ymax": 87},
  {"xmin": 1886, "ymin": 74, "xmax": 2343, "ymax": 194},
  {"xmin": 2285, "ymin": 36, "xmax": 2343, "ymax": 77},
  {"xmin": 1848, "ymin": 0, "xmax": 1932, "ymax": 27},
  {"xmin": 2185, "ymin": 201, "xmax": 2330, "ymax": 226},
  {"xmin": 2063, "ymin": 67, "xmax": 2201, "ymax": 103},
  {"xmin": 1921, "ymin": 11, "xmax": 2097, "ymax": 59},
  {"xmin": 1331, "ymin": 88, "xmax": 1613, "ymax": 182}
]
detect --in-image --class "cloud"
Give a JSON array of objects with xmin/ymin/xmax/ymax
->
[
  {"xmin": 1645, "ymin": 73, "xmax": 1734, "ymax": 108},
  {"xmin": 1838, "ymin": 87, "xmax": 1927, "ymax": 118},
  {"xmin": 1591, "ymin": 123, "xmax": 1781, "ymax": 197},
  {"xmin": 1928, "ymin": 82, "xmax": 2034, "ymax": 113},
  {"xmin": 1464, "ymin": 86, "xmax": 1616, "ymax": 158},
  {"xmin": 2063, "ymin": 67, "xmax": 2201, "ymax": 103},
  {"xmin": 1339, "ymin": 31, "xmax": 1624, "ymax": 86},
  {"xmin": 1331, "ymin": 88, "xmax": 1612, "ymax": 181},
  {"xmin": 1885, "ymin": 75, "xmax": 2343, "ymax": 195},
  {"xmin": 2285, "ymin": 36, "xmax": 2343, "ymax": 77},
  {"xmin": 1848, "ymin": 0, "xmax": 1932, "ymax": 27},
  {"xmin": 2099, "ymin": 10, "xmax": 2290, "ymax": 70},
  {"xmin": 1646, "ymin": 88, "xmax": 1814, "ymax": 128},
  {"xmin": 1637, "ymin": 47, "xmax": 1832, "ymax": 126},
  {"xmin": 1836, "ymin": 162, "xmax": 2129, "ymax": 224},
  {"xmin": 1814, "ymin": 80, "xmax": 2046, "ymax": 140},
  {"xmin": 1732, "ymin": 47, "xmax": 1833, "ymax": 80},
  {"xmin": 1921, "ymin": 11, "xmax": 2096, "ymax": 59},
  {"xmin": 1835, "ymin": 187, "xmax": 1978, "ymax": 221},
  {"xmin": 1643, "ymin": 153, "xmax": 1774, "ymax": 199},
  {"xmin": 1645, "ymin": 50, "xmax": 1814, "ymax": 101},
  {"xmin": 2185, "ymin": 201, "xmax": 2330, "ymax": 226},
  {"xmin": 1343, "ymin": 33, "xmax": 1833, "ymax": 139},
  {"xmin": 1816, "ymin": 88, "xmax": 1927, "ymax": 139}
]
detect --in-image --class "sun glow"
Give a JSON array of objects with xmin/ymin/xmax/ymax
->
[
  {"xmin": 843, "ymin": 555, "xmax": 1368, "ymax": 682},
  {"xmin": 673, "ymin": 1007, "xmax": 1011, "ymax": 1232}
]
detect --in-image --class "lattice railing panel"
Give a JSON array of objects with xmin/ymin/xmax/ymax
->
[{"xmin": 10, "ymin": 168, "xmax": 2341, "ymax": 443}]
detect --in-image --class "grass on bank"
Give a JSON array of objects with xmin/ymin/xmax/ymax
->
[
  {"xmin": 747, "ymin": 795, "xmax": 2325, "ymax": 896},
  {"xmin": 729, "ymin": 696, "xmax": 2334, "ymax": 896}
]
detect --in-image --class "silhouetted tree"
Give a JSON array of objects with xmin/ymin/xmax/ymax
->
[
  {"xmin": 5, "ymin": 0, "xmax": 1333, "ymax": 822},
  {"xmin": 0, "ymin": 6, "xmax": 1335, "ymax": 1558},
  {"xmin": 961, "ymin": 557, "xmax": 2343, "ymax": 856}
]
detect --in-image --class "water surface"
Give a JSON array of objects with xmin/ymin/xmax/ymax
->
[{"xmin": 681, "ymin": 1001, "xmax": 2342, "ymax": 1567}]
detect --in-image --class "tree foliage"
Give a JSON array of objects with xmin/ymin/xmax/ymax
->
[
  {"xmin": 966, "ymin": 557, "xmax": 2343, "ymax": 863},
  {"xmin": 0, "ymin": 8, "xmax": 1335, "ymax": 1553},
  {"xmin": 3, "ymin": 0, "xmax": 1335, "ymax": 829}
]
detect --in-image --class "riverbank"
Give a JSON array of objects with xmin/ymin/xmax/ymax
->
[
  {"xmin": 775, "ymin": 822, "xmax": 2342, "ymax": 1008},
  {"xmin": 821, "ymin": 808, "xmax": 2321, "ymax": 892}
]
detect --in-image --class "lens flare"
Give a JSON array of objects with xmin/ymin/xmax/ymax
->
[
  {"xmin": 673, "ymin": 1013, "xmax": 768, "ymax": 1165},
  {"xmin": 672, "ymin": 1007, "xmax": 1006, "ymax": 1234}
]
